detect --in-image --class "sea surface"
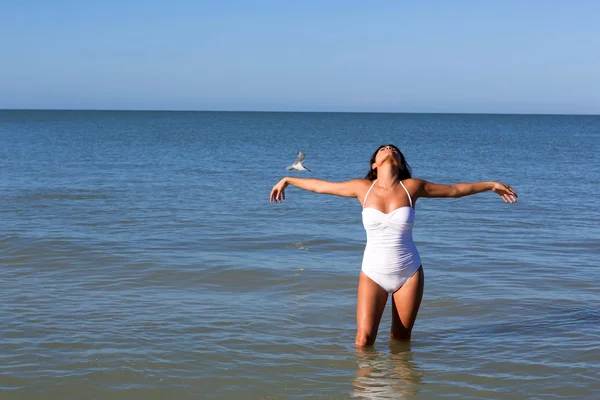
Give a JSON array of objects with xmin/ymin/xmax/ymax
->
[{"xmin": 1, "ymin": 110, "xmax": 599, "ymax": 399}]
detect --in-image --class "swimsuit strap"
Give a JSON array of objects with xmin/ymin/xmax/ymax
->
[
  {"xmin": 363, "ymin": 180, "xmax": 377, "ymax": 207},
  {"xmin": 399, "ymin": 181, "xmax": 413, "ymax": 208}
]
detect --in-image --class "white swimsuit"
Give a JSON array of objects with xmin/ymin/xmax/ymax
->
[{"xmin": 361, "ymin": 180, "xmax": 422, "ymax": 293}]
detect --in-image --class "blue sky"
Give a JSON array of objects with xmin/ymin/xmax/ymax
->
[{"xmin": 1, "ymin": 0, "xmax": 599, "ymax": 114}]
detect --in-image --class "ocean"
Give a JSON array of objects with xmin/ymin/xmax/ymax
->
[{"xmin": 1, "ymin": 110, "xmax": 599, "ymax": 399}]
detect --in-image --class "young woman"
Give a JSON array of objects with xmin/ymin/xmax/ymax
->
[{"xmin": 270, "ymin": 144, "xmax": 517, "ymax": 347}]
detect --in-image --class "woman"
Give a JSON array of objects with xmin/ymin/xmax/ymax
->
[{"xmin": 270, "ymin": 144, "xmax": 517, "ymax": 347}]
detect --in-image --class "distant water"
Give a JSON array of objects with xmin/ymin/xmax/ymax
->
[{"xmin": 1, "ymin": 110, "xmax": 599, "ymax": 399}]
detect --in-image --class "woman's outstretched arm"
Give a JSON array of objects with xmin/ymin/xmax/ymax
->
[
  {"xmin": 414, "ymin": 179, "xmax": 518, "ymax": 203},
  {"xmin": 270, "ymin": 177, "xmax": 367, "ymax": 203}
]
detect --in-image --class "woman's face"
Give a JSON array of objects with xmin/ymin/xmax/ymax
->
[{"xmin": 374, "ymin": 145, "xmax": 401, "ymax": 166}]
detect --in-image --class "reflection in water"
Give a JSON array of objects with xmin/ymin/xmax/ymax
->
[{"xmin": 352, "ymin": 341, "xmax": 424, "ymax": 399}]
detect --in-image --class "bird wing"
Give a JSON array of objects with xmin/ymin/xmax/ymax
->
[{"xmin": 295, "ymin": 151, "xmax": 306, "ymax": 163}]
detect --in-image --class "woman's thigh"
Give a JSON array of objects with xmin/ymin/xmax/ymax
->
[
  {"xmin": 356, "ymin": 271, "xmax": 389, "ymax": 346},
  {"xmin": 390, "ymin": 266, "xmax": 424, "ymax": 340}
]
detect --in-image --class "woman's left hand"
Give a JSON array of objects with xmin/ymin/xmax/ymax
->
[
  {"xmin": 491, "ymin": 182, "xmax": 518, "ymax": 203},
  {"xmin": 270, "ymin": 178, "xmax": 289, "ymax": 204}
]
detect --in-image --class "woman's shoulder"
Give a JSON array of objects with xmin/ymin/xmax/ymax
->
[
  {"xmin": 350, "ymin": 179, "xmax": 374, "ymax": 189},
  {"xmin": 348, "ymin": 178, "xmax": 373, "ymax": 185},
  {"xmin": 403, "ymin": 177, "xmax": 426, "ymax": 186},
  {"xmin": 402, "ymin": 178, "xmax": 427, "ymax": 195},
  {"xmin": 346, "ymin": 179, "xmax": 376, "ymax": 192}
]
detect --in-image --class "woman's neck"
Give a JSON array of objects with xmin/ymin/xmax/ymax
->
[{"xmin": 375, "ymin": 164, "xmax": 399, "ymax": 188}]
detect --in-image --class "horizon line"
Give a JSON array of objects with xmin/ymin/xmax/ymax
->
[{"xmin": 1, "ymin": 108, "xmax": 599, "ymax": 117}]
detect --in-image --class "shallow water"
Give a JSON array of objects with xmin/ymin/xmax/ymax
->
[{"xmin": 1, "ymin": 111, "xmax": 599, "ymax": 398}]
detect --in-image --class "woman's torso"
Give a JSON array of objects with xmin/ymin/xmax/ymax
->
[{"xmin": 361, "ymin": 180, "xmax": 421, "ymax": 273}]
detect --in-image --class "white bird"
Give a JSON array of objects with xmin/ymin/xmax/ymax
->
[{"xmin": 286, "ymin": 151, "xmax": 311, "ymax": 172}]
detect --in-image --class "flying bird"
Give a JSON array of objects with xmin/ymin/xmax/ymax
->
[{"xmin": 286, "ymin": 151, "xmax": 311, "ymax": 172}]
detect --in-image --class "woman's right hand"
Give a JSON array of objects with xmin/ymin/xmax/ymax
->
[{"xmin": 270, "ymin": 178, "xmax": 289, "ymax": 203}]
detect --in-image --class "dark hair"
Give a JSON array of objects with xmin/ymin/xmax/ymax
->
[{"xmin": 364, "ymin": 144, "xmax": 412, "ymax": 181}]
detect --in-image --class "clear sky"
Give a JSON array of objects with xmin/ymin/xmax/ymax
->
[{"xmin": 1, "ymin": 0, "xmax": 599, "ymax": 114}]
